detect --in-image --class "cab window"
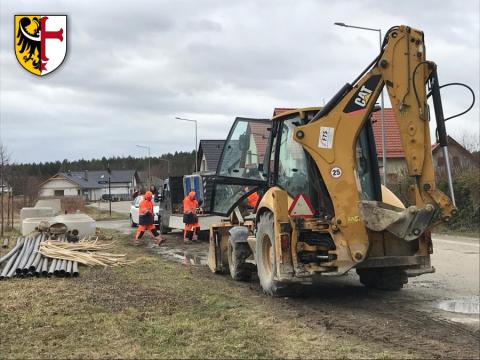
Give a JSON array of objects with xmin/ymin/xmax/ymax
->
[
  {"xmin": 277, "ymin": 116, "xmax": 309, "ymax": 197},
  {"xmin": 218, "ymin": 119, "xmax": 269, "ymax": 181}
]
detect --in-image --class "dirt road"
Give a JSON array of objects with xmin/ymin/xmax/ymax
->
[{"xmin": 98, "ymin": 220, "xmax": 479, "ymax": 358}]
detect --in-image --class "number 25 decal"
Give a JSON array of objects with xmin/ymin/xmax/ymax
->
[{"xmin": 330, "ymin": 167, "xmax": 342, "ymax": 178}]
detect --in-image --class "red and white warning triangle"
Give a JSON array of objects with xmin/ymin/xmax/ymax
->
[{"xmin": 288, "ymin": 194, "xmax": 315, "ymax": 218}]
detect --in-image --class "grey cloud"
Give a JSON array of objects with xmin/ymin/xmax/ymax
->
[{"xmin": 0, "ymin": 0, "xmax": 478, "ymax": 163}]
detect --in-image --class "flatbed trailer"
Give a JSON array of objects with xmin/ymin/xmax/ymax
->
[
  {"xmin": 166, "ymin": 213, "xmax": 225, "ymax": 232},
  {"xmin": 159, "ymin": 175, "xmax": 225, "ymax": 234}
]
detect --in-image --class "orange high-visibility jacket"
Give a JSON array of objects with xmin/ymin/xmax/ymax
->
[
  {"xmin": 183, "ymin": 191, "xmax": 198, "ymax": 214},
  {"xmin": 247, "ymin": 192, "xmax": 259, "ymax": 208}
]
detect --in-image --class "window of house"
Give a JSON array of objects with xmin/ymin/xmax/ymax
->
[
  {"xmin": 437, "ymin": 156, "xmax": 445, "ymax": 167},
  {"xmin": 54, "ymin": 190, "xmax": 64, "ymax": 197}
]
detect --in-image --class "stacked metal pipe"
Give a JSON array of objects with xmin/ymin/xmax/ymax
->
[{"xmin": 0, "ymin": 233, "xmax": 80, "ymax": 280}]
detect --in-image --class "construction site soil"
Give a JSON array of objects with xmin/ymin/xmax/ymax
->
[{"xmin": 146, "ymin": 229, "xmax": 480, "ymax": 359}]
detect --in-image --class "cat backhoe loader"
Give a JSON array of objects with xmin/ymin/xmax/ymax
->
[{"xmin": 207, "ymin": 25, "xmax": 474, "ymax": 294}]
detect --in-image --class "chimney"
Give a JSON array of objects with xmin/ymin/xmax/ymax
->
[{"xmin": 84, "ymin": 170, "xmax": 88, "ymax": 180}]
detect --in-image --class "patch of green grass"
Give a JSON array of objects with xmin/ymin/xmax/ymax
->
[
  {"xmin": 84, "ymin": 207, "xmax": 127, "ymax": 221},
  {"xmin": 0, "ymin": 229, "xmax": 413, "ymax": 359}
]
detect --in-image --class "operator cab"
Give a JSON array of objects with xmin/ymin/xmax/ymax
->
[{"xmin": 210, "ymin": 109, "xmax": 381, "ymax": 217}]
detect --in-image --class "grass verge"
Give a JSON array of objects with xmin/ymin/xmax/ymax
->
[
  {"xmin": 84, "ymin": 207, "xmax": 127, "ymax": 221},
  {"xmin": 0, "ymin": 229, "xmax": 411, "ymax": 359}
]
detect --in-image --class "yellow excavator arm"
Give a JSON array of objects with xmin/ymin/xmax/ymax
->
[{"xmin": 293, "ymin": 25, "xmax": 456, "ymax": 261}]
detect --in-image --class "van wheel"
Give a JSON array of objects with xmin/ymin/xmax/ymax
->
[
  {"xmin": 357, "ymin": 268, "xmax": 408, "ymax": 291},
  {"xmin": 227, "ymin": 238, "xmax": 254, "ymax": 281},
  {"xmin": 130, "ymin": 215, "xmax": 137, "ymax": 228}
]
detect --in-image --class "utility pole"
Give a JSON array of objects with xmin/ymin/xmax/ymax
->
[
  {"xmin": 334, "ymin": 22, "xmax": 387, "ymax": 186},
  {"xmin": 136, "ymin": 144, "xmax": 151, "ymax": 187},
  {"xmin": 107, "ymin": 163, "xmax": 112, "ymax": 217}
]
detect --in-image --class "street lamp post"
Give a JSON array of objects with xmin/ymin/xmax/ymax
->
[
  {"xmin": 175, "ymin": 117, "xmax": 198, "ymax": 172},
  {"xmin": 107, "ymin": 163, "xmax": 112, "ymax": 216},
  {"xmin": 334, "ymin": 22, "xmax": 387, "ymax": 186},
  {"xmin": 136, "ymin": 144, "xmax": 151, "ymax": 188}
]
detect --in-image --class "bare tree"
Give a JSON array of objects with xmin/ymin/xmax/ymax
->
[
  {"xmin": 0, "ymin": 144, "xmax": 10, "ymax": 237},
  {"xmin": 458, "ymin": 131, "xmax": 480, "ymax": 153}
]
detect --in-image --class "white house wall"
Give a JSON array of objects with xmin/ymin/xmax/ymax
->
[{"xmin": 39, "ymin": 179, "xmax": 80, "ymax": 197}]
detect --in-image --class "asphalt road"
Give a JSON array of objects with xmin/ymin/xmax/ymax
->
[{"xmin": 88, "ymin": 201, "xmax": 132, "ymax": 214}]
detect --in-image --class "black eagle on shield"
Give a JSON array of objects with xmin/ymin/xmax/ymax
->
[{"xmin": 16, "ymin": 16, "xmax": 41, "ymax": 70}]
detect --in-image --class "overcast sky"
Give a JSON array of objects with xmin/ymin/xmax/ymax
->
[{"xmin": 0, "ymin": 0, "xmax": 478, "ymax": 164}]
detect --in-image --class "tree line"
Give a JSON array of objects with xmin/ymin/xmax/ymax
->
[{"xmin": 5, "ymin": 151, "xmax": 196, "ymax": 196}]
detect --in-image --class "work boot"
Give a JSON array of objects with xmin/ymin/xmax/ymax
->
[{"xmin": 154, "ymin": 236, "xmax": 164, "ymax": 246}]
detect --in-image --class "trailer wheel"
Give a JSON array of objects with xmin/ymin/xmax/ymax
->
[
  {"xmin": 227, "ymin": 238, "xmax": 254, "ymax": 281},
  {"xmin": 357, "ymin": 268, "xmax": 408, "ymax": 291},
  {"xmin": 159, "ymin": 222, "xmax": 170, "ymax": 234}
]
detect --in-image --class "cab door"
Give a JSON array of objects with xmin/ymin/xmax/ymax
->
[{"xmin": 211, "ymin": 117, "xmax": 271, "ymax": 216}]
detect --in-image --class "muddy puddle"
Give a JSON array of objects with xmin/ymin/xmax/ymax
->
[
  {"xmin": 436, "ymin": 296, "xmax": 480, "ymax": 315},
  {"xmin": 152, "ymin": 244, "xmax": 208, "ymax": 266}
]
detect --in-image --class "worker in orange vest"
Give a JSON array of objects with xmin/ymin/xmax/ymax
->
[
  {"xmin": 183, "ymin": 191, "xmax": 200, "ymax": 243},
  {"xmin": 134, "ymin": 191, "xmax": 163, "ymax": 246}
]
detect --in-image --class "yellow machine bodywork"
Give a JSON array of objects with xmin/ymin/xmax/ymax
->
[{"xmin": 208, "ymin": 25, "xmax": 457, "ymax": 292}]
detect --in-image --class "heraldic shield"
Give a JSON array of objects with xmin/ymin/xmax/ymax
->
[{"xmin": 15, "ymin": 15, "xmax": 67, "ymax": 76}]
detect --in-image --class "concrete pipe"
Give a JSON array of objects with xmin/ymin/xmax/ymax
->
[
  {"xmin": 65, "ymin": 260, "xmax": 73, "ymax": 277},
  {"xmin": 16, "ymin": 237, "xmax": 33, "ymax": 275},
  {"xmin": 6, "ymin": 238, "xmax": 30, "ymax": 278},
  {"xmin": 48, "ymin": 258, "xmax": 57, "ymax": 277},
  {"xmin": 34, "ymin": 258, "xmax": 43, "ymax": 277},
  {"xmin": 0, "ymin": 237, "xmax": 24, "ymax": 265},
  {"xmin": 23, "ymin": 234, "xmax": 42, "ymax": 274},
  {"xmin": 0, "ymin": 249, "xmax": 20, "ymax": 279},
  {"xmin": 72, "ymin": 261, "xmax": 79, "ymax": 277},
  {"xmin": 30, "ymin": 234, "xmax": 47, "ymax": 272},
  {"xmin": 41, "ymin": 257, "xmax": 49, "ymax": 276},
  {"xmin": 54, "ymin": 257, "xmax": 63, "ymax": 276},
  {"xmin": 59, "ymin": 259, "xmax": 67, "ymax": 276}
]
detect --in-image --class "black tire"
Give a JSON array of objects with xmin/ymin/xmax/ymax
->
[
  {"xmin": 255, "ymin": 212, "xmax": 297, "ymax": 296},
  {"xmin": 357, "ymin": 268, "xmax": 408, "ymax": 291},
  {"xmin": 159, "ymin": 222, "xmax": 170, "ymax": 234},
  {"xmin": 130, "ymin": 215, "xmax": 137, "ymax": 228},
  {"xmin": 227, "ymin": 238, "xmax": 254, "ymax": 281}
]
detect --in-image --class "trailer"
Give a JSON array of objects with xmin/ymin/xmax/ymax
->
[{"xmin": 158, "ymin": 175, "xmax": 224, "ymax": 234}]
